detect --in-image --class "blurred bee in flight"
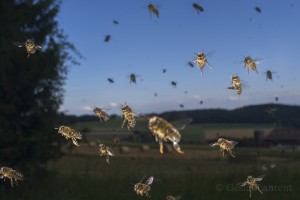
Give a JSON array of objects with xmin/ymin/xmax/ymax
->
[
  {"xmin": 187, "ymin": 61, "xmax": 194, "ymax": 68},
  {"xmin": 167, "ymin": 195, "xmax": 181, "ymax": 200},
  {"xmin": 227, "ymin": 74, "xmax": 242, "ymax": 95},
  {"xmin": 104, "ymin": 35, "xmax": 111, "ymax": 43},
  {"xmin": 154, "ymin": 93, "xmax": 158, "ymax": 97},
  {"xmin": 163, "ymin": 69, "xmax": 167, "ymax": 73},
  {"xmin": 0, "ymin": 167, "xmax": 23, "ymax": 187},
  {"xmin": 13, "ymin": 38, "xmax": 42, "ymax": 58},
  {"xmin": 255, "ymin": 6, "xmax": 262, "ymax": 13},
  {"xmin": 264, "ymin": 70, "xmax": 275, "ymax": 81},
  {"xmin": 240, "ymin": 175, "xmax": 264, "ymax": 198},
  {"xmin": 112, "ymin": 134, "xmax": 120, "ymax": 147},
  {"xmin": 121, "ymin": 103, "xmax": 136, "ymax": 131},
  {"xmin": 210, "ymin": 138, "xmax": 238, "ymax": 157},
  {"xmin": 192, "ymin": 3, "xmax": 204, "ymax": 15},
  {"xmin": 128, "ymin": 73, "xmax": 140, "ymax": 84},
  {"xmin": 98, "ymin": 140, "xmax": 114, "ymax": 164},
  {"xmin": 261, "ymin": 163, "xmax": 276, "ymax": 173},
  {"xmin": 148, "ymin": 116, "xmax": 192, "ymax": 154},
  {"xmin": 134, "ymin": 176, "xmax": 154, "ymax": 197},
  {"xmin": 275, "ymin": 96, "xmax": 279, "ymax": 102},
  {"xmin": 200, "ymin": 100, "xmax": 203, "ymax": 105},
  {"xmin": 265, "ymin": 107, "xmax": 277, "ymax": 117},
  {"xmin": 107, "ymin": 78, "xmax": 114, "ymax": 83},
  {"xmin": 194, "ymin": 52, "xmax": 213, "ymax": 75},
  {"xmin": 243, "ymin": 56, "xmax": 259, "ymax": 74},
  {"xmin": 148, "ymin": 4, "xmax": 159, "ymax": 18},
  {"xmin": 93, "ymin": 107, "xmax": 110, "ymax": 122},
  {"xmin": 56, "ymin": 126, "xmax": 82, "ymax": 146},
  {"xmin": 113, "ymin": 20, "xmax": 119, "ymax": 25},
  {"xmin": 171, "ymin": 81, "xmax": 177, "ymax": 88},
  {"xmin": 179, "ymin": 104, "xmax": 184, "ymax": 108}
]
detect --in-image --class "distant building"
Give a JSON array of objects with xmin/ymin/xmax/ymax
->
[{"xmin": 263, "ymin": 128, "xmax": 300, "ymax": 146}]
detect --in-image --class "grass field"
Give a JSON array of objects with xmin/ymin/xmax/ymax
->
[{"xmin": 1, "ymin": 121, "xmax": 298, "ymax": 200}]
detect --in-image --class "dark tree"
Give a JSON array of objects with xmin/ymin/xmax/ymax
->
[{"xmin": 0, "ymin": 0, "xmax": 80, "ymax": 169}]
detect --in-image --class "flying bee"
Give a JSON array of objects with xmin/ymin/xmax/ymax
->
[
  {"xmin": 154, "ymin": 93, "xmax": 158, "ymax": 97},
  {"xmin": 98, "ymin": 141, "xmax": 114, "ymax": 164},
  {"xmin": 0, "ymin": 167, "xmax": 23, "ymax": 187},
  {"xmin": 166, "ymin": 195, "xmax": 181, "ymax": 200},
  {"xmin": 163, "ymin": 69, "xmax": 167, "ymax": 73},
  {"xmin": 107, "ymin": 78, "xmax": 114, "ymax": 83},
  {"xmin": 194, "ymin": 52, "xmax": 213, "ymax": 75},
  {"xmin": 264, "ymin": 70, "xmax": 276, "ymax": 81},
  {"xmin": 134, "ymin": 176, "xmax": 154, "ymax": 197},
  {"xmin": 148, "ymin": 116, "xmax": 192, "ymax": 154},
  {"xmin": 112, "ymin": 134, "xmax": 120, "ymax": 147},
  {"xmin": 192, "ymin": 3, "xmax": 204, "ymax": 15},
  {"xmin": 93, "ymin": 107, "xmax": 110, "ymax": 122},
  {"xmin": 121, "ymin": 103, "xmax": 136, "ymax": 131},
  {"xmin": 255, "ymin": 6, "xmax": 262, "ymax": 13},
  {"xmin": 227, "ymin": 74, "xmax": 242, "ymax": 95},
  {"xmin": 128, "ymin": 73, "xmax": 140, "ymax": 84},
  {"xmin": 243, "ymin": 56, "xmax": 259, "ymax": 74},
  {"xmin": 171, "ymin": 81, "xmax": 177, "ymax": 88},
  {"xmin": 265, "ymin": 107, "xmax": 277, "ymax": 117},
  {"xmin": 113, "ymin": 20, "xmax": 119, "ymax": 25},
  {"xmin": 148, "ymin": 4, "xmax": 159, "ymax": 18},
  {"xmin": 275, "ymin": 96, "xmax": 279, "ymax": 102},
  {"xmin": 210, "ymin": 138, "xmax": 238, "ymax": 157},
  {"xmin": 187, "ymin": 61, "xmax": 194, "ymax": 68},
  {"xmin": 262, "ymin": 163, "xmax": 276, "ymax": 173},
  {"xmin": 200, "ymin": 100, "xmax": 203, "ymax": 105},
  {"xmin": 13, "ymin": 38, "xmax": 42, "ymax": 58},
  {"xmin": 240, "ymin": 175, "xmax": 264, "ymax": 198},
  {"xmin": 179, "ymin": 104, "xmax": 184, "ymax": 108},
  {"xmin": 104, "ymin": 35, "xmax": 111, "ymax": 43},
  {"xmin": 56, "ymin": 126, "xmax": 82, "ymax": 146}
]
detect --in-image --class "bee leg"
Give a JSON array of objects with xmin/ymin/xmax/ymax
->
[
  {"xmin": 121, "ymin": 119, "xmax": 126, "ymax": 129},
  {"xmin": 249, "ymin": 188, "xmax": 252, "ymax": 198},
  {"xmin": 228, "ymin": 149, "xmax": 235, "ymax": 157},
  {"xmin": 127, "ymin": 124, "xmax": 131, "ymax": 131},
  {"xmin": 159, "ymin": 141, "xmax": 164, "ymax": 154},
  {"xmin": 106, "ymin": 155, "xmax": 110, "ymax": 164},
  {"xmin": 222, "ymin": 150, "xmax": 225, "ymax": 157},
  {"xmin": 72, "ymin": 138, "xmax": 79, "ymax": 146},
  {"xmin": 258, "ymin": 187, "xmax": 263, "ymax": 194},
  {"xmin": 10, "ymin": 178, "xmax": 14, "ymax": 187},
  {"xmin": 173, "ymin": 142, "xmax": 184, "ymax": 154}
]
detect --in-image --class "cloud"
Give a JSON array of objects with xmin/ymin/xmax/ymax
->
[
  {"xmin": 82, "ymin": 105, "xmax": 93, "ymax": 111},
  {"xmin": 229, "ymin": 95, "xmax": 249, "ymax": 101}
]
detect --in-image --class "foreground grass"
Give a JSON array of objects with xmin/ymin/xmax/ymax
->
[{"xmin": 1, "ymin": 144, "xmax": 299, "ymax": 200}]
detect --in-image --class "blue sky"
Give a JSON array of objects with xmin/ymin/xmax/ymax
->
[{"xmin": 57, "ymin": 0, "xmax": 300, "ymax": 115}]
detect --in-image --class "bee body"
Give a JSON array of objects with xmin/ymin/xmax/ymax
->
[
  {"xmin": 134, "ymin": 176, "xmax": 154, "ymax": 197},
  {"xmin": 93, "ymin": 107, "xmax": 110, "ymax": 122},
  {"xmin": 210, "ymin": 138, "xmax": 238, "ymax": 157},
  {"xmin": 192, "ymin": 3, "xmax": 204, "ymax": 14},
  {"xmin": 265, "ymin": 70, "xmax": 273, "ymax": 81},
  {"xmin": 244, "ymin": 56, "xmax": 258, "ymax": 74},
  {"xmin": 228, "ymin": 74, "xmax": 242, "ymax": 95},
  {"xmin": 57, "ymin": 126, "xmax": 82, "ymax": 146},
  {"xmin": 194, "ymin": 52, "xmax": 212, "ymax": 75},
  {"xmin": 112, "ymin": 134, "xmax": 120, "ymax": 147},
  {"xmin": 13, "ymin": 39, "xmax": 42, "ymax": 57},
  {"xmin": 98, "ymin": 143, "xmax": 114, "ymax": 164},
  {"xmin": 241, "ymin": 176, "xmax": 263, "ymax": 198},
  {"xmin": 148, "ymin": 4, "xmax": 159, "ymax": 18},
  {"xmin": 148, "ymin": 116, "xmax": 183, "ymax": 154},
  {"xmin": 121, "ymin": 104, "xmax": 136, "ymax": 131},
  {"xmin": 0, "ymin": 167, "xmax": 23, "ymax": 187}
]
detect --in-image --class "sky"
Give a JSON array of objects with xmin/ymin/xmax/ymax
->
[{"xmin": 57, "ymin": 0, "xmax": 300, "ymax": 115}]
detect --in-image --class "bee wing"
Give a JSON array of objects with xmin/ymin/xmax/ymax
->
[
  {"xmin": 71, "ymin": 138, "xmax": 79, "ymax": 146},
  {"xmin": 210, "ymin": 142, "xmax": 219, "ymax": 147},
  {"xmin": 255, "ymin": 177, "xmax": 263, "ymax": 182},
  {"xmin": 228, "ymin": 140, "xmax": 238, "ymax": 149},
  {"xmin": 35, "ymin": 45, "xmax": 42, "ymax": 50},
  {"xmin": 270, "ymin": 163, "xmax": 276, "ymax": 168},
  {"xmin": 170, "ymin": 118, "xmax": 193, "ymax": 130},
  {"xmin": 240, "ymin": 181, "xmax": 247, "ymax": 187},
  {"xmin": 13, "ymin": 42, "xmax": 25, "ymax": 47},
  {"xmin": 106, "ymin": 155, "xmax": 110, "ymax": 164},
  {"xmin": 107, "ymin": 148, "xmax": 114, "ymax": 156},
  {"xmin": 145, "ymin": 176, "xmax": 154, "ymax": 185}
]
